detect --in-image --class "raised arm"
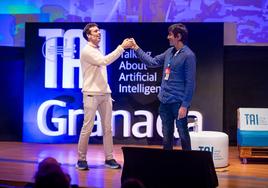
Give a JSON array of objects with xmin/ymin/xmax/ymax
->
[
  {"xmin": 81, "ymin": 38, "xmax": 133, "ymax": 66},
  {"xmin": 130, "ymin": 38, "xmax": 165, "ymax": 68}
]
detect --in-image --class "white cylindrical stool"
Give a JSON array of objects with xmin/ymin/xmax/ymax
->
[{"xmin": 190, "ymin": 131, "xmax": 229, "ymax": 168}]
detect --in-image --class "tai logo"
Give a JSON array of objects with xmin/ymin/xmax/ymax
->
[
  {"xmin": 198, "ymin": 146, "xmax": 214, "ymax": 153},
  {"xmin": 244, "ymin": 114, "xmax": 259, "ymax": 125},
  {"xmin": 39, "ymin": 28, "xmax": 106, "ymax": 89}
]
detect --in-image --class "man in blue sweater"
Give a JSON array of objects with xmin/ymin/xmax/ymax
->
[{"xmin": 131, "ymin": 23, "xmax": 196, "ymax": 150}]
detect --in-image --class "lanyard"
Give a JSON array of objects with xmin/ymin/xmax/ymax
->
[{"xmin": 164, "ymin": 48, "xmax": 182, "ymax": 80}]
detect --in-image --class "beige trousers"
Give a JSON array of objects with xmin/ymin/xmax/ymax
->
[{"xmin": 78, "ymin": 94, "xmax": 114, "ymax": 161}]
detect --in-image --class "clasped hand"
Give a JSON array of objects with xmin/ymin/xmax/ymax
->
[{"xmin": 121, "ymin": 38, "xmax": 139, "ymax": 50}]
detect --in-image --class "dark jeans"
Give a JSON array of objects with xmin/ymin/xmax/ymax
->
[{"xmin": 159, "ymin": 102, "xmax": 191, "ymax": 150}]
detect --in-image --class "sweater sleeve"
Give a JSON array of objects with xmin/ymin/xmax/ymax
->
[{"xmin": 82, "ymin": 45, "xmax": 124, "ymax": 66}]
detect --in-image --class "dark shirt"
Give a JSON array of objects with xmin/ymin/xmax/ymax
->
[{"xmin": 135, "ymin": 45, "xmax": 196, "ymax": 107}]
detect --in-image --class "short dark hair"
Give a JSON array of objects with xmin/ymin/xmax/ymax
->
[
  {"xmin": 168, "ymin": 23, "xmax": 188, "ymax": 44},
  {"xmin": 83, "ymin": 23, "xmax": 98, "ymax": 41},
  {"xmin": 34, "ymin": 157, "xmax": 70, "ymax": 188}
]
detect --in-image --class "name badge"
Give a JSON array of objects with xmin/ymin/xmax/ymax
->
[{"xmin": 164, "ymin": 67, "xmax": 170, "ymax": 80}]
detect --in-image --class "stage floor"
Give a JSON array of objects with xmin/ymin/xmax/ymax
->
[{"xmin": 0, "ymin": 142, "xmax": 268, "ymax": 188}]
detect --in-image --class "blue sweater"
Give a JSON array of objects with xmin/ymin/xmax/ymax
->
[{"xmin": 135, "ymin": 45, "xmax": 196, "ymax": 108}]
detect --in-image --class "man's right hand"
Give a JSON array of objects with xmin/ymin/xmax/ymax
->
[
  {"xmin": 129, "ymin": 38, "xmax": 139, "ymax": 50},
  {"xmin": 121, "ymin": 38, "xmax": 133, "ymax": 49}
]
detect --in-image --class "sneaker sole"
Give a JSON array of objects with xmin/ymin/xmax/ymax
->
[
  {"xmin": 76, "ymin": 164, "xmax": 89, "ymax": 171},
  {"xmin": 105, "ymin": 164, "xmax": 121, "ymax": 169}
]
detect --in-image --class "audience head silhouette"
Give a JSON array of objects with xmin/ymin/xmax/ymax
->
[
  {"xmin": 121, "ymin": 178, "xmax": 146, "ymax": 188},
  {"xmin": 34, "ymin": 157, "xmax": 70, "ymax": 188}
]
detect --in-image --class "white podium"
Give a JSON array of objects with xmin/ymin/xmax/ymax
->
[{"xmin": 190, "ymin": 131, "xmax": 229, "ymax": 168}]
